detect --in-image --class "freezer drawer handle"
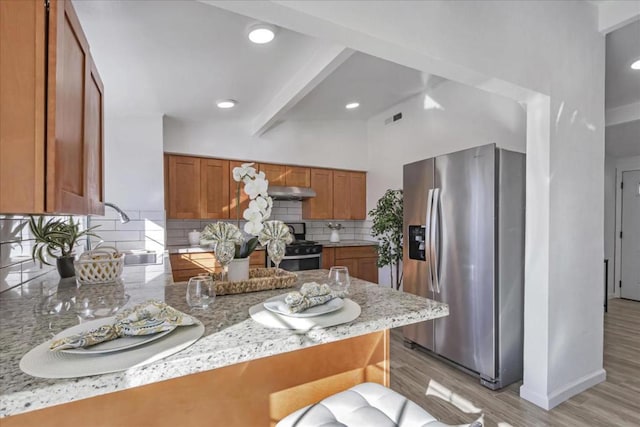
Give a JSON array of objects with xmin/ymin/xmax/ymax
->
[{"xmin": 426, "ymin": 189, "xmax": 434, "ymax": 292}]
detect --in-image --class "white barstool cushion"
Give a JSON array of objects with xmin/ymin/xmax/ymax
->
[{"xmin": 277, "ymin": 382, "xmax": 471, "ymax": 427}]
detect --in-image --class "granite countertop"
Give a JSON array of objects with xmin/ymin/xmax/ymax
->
[
  {"xmin": 0, "ymin": 268, "xmax": 447, "ymax": 418},
  {"xmin": 167, "ymin": 240, "xmax": 376, "ymax": 254}
]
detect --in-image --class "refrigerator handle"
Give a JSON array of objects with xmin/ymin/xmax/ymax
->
[
  {"xmin": 425, "ymin": 189, "xmax": 434, "ymax": 292},
  {"xmin": 431, "ymin": 188, "xmax": 441, "ymax": 294}
]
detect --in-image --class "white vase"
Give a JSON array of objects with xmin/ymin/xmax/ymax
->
[
  {"xmin": 227, "ymin": 257, "xmax": 250, "ymax": 282},
  {"xmin": 330, "ymin": 229, "xmax": 341, "ymax": 243}
]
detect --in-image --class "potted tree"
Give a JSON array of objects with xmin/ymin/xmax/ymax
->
[
  {"xmin": 29, "ymin": 216, "xmax": 100, "ymax": 278},
  {"xmin": 368, "ymin": 189, "xmax": 404, "ymax": 290}
]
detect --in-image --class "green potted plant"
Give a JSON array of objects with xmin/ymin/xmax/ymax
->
[
  {"xmin": 368, "ymin": 189, "xmax": 403, "ymax": 290},
  {"xmin": 29, "ymin": 216, "xmax": 100, "ymax": 278}
]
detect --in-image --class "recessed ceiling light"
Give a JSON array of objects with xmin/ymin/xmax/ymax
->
[
  {"xmin": 248, "ymin": 24, "xmax": 276, "ymax": 44},
  {"xmin": 216, "ymin": 99, "xmax": 237, "ymax": 109},
  {"xmin": 631, "ymin": 59, "xmax": 640, "ymax": 70},
  {"xmin": 345, "ymin": 102, "xmax": 360, "ymax": 110}
]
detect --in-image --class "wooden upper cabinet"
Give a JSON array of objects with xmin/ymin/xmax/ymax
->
[
  {"xmin": 0, "ymin": 0, "xmax": 46, "ymax": 213},
  {"xmin": 229, "ymin": 160, "xmax": 251, "ymax": 219},
  {"xmin": 0, "ymin": 0, "xmax": 104, "ymax": 215},
  {"xmin": 167, "ymin": 155, "xmax": 201, "ymax": 219},
  {"xmin": 201, "ymin": 158, "xmax": 230, "ymax": 219},
  {"xmin": 85, "ymin": 58, "xmax": 104, "ymax": 215},
  {"xmin": 349, "ymin": 171, "xmax": 366, "ymax": 220},
  {"xmin": 333, "ymin": 170, "xmax": 351, "ymax": 219},
  {"xmin": 302, "ymin": 168, "xmax": 333, "ymax": 219},
  {"xmin": 285, "ymin": 166, "xmax": 310, "ymax": 187},
  {"xmin": 47, "ymin": 0, "xmax": 91, "ymax": 214},
  {"xmin": 260, "ymin": 163, "xmax": 286, "ymax": 186}
]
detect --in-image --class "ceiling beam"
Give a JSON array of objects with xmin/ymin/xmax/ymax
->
[
  {"xmin": 606, "ymin": 102, "xmax": 640, "ymax": 126},
  {"xmin": 250, "ymin": 45, "xmax": 354, "ymax": 136}
]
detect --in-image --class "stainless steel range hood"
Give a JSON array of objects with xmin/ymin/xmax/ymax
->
[{"xmin": 268, "ymin": 186, "xmax": 316, "ymax": 200}]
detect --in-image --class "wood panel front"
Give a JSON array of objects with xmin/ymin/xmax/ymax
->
[
  {"xmin": 333, "ymin": 170, "xmax": 351, "ymax": 219},
  {"xmin": 322, "ymin": 247, "xmax": 335, "ymax": 270},
  {"xmin": 229, "ymin": 160, "xmax": 251, "ymax": 218},
  {"xmin": 0, "ymin": 0, "xmax": 46, "ymax": 213},
  {"xmin": 2, "ymin": 331, "xmax": 389, "ymax": 427},
  {"xmin": 85, "ymin": 57, "xmax": 104, "ymax": 215},
  {"xmin": 47, "ymin": 0, "xmax": 90, "ymax": 214},
  {"xmin": 250, "ymin": 250, "xmax": 266, "ymax": 267},
  {"xmin": 201, "ymin": 158, "xmax": 230, "ymax": 219},
  {"xmin": 303, "ymin": 168, "xmax": 333, "ymax": 219},
  {"xmin": 168, "ymin": 155, "xmax": 201, "ymax": 219},
  {"xmin": 169, "ymin": 253, "xmax": 218, "ymax": 271},
  {"xmin": 349, "ymin": 171, "xmax": 366, "ymax": 219},
  {"xmin": 357, "ymin": 257, "xmax": 379, "ymax": 283},
  {"xmin": 335, "ymin": 245, "xmax": 378, "ymax": 259},
  {"xmin": 285, "ymin": 166, "xmax": 310, "ymax": 187},
  {"xmin": 260, "ymin": 163, "xmax": 286, "ymax": 186}
]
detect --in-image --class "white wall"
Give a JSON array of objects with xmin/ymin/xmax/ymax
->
[
  {"xmin": 215, "ymin": 0, "xmax": 606, "ymax": 410},
  {"xmin": 105, "ymin": 115, "xmax": 165, "ymax": 210},
  {"xmin": 604, "ymin": 154, "xmax": 617, "ymax": 297},
  {"xmin": 366, "ymin": 80, "xmax": 526, "ymax": 207},
  {"xmin": 163, "ymin": 117, "xmax": 368, "ymax": 170}
]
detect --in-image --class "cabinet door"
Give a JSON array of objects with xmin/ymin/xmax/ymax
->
[
  {"xmin": 322, "ymin": 247, "xmax": 335, "ymax": 270},
  {"xmin": 333, "ymin": 171, "xmax": 350, "ymax": 219},
  {"xmin": 0, "ymin": 0, "xmax": 46, "ymax": 213},
  {"xmin": 357, "ymin": 257, "xmax": 379, "ymax": 284},
  {"xmin": 335, "ymin": 258, "xmax": 358, "ymax": 279},
  {"xmin": 85, "ymin": 57, "xmax": 104, "ymax": 215},
  {"xmin": 168, "ymin": 155, "xmax": 201, "ymax": 219},
  {"xmin": 302, "ymin": 168, "xmax": 333, "ymax": 219},
  {"xmin": 46, "ymin": 0, "xmax": 91, "ymax": 213},
  {"xmin": 229, "ymin": 160, "xmax": 251, "ymax": 219},
  {"xmin": 201, "ymin": 158, "xmax": 230, "ymax": 219},
  {"xmin": 285, "ymin": 166, "xmax": 310, "ymax": 187},
  {"xmin": 349, "ymin": 172, "xmax": 366, "ymax": 220},
  {"xmin": 260, "ymin": 163, "xmax": 286, "ymax": 186}
]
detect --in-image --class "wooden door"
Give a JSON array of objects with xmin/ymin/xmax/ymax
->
[
  {"xmin": 229, "ymin": 160, "xmax": 252, "ymax": 219},
  {"xmin": 303, "ymin": 168, "xmax": 333, "ymax": 219},
  {"xmin": 260, "ymin": 163, "xmax": 286, "ymax": 186},
  {"xmin": 46, "ymin": 0, "xmax": 91, "ymax": 214},
  {"xmin": 357, "ymin": 257, "xmax": 379, "ymax": 284},
  {"xmin": 286, "ymin": 166, "xmax": 311, "ymax": 187},
  {"xmin": 333, "ymin": 170, "xmax": 350, "ymax": 219},
  {"xmin": 349, "ymin": 172, "xmax": 366, "ymax": 220},
  {"xmin": 85, "ymin": 57, "xmax": 104, "ymax": 215},
  {"xmin": 0, "ymin": 0, "xmax": 46, "ymax": 213},
  {"xmin": 167, "ymin": 155, "xmax": 201, "ymax": 219},
  {"xmin": 335, "ymin": 258, "xmax": 358, "ymax": 278},
  {"xmin": 201, "ymin": 158, "xmax": 230, "ymax": 219}
]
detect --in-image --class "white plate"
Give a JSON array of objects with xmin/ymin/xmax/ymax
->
[
  {"xmin": 54, "ymin": 317, "xmax": 177, "ymax": 355},
  {"xmin": 263, "ymin": 294, "xmax": 344, "ymax": 318}
]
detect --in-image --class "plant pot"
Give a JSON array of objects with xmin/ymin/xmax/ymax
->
[
  {"xmin": 227, "ymin": 257, "xmax": 250, "ymax": 282},
  {"xmin": 56, "ymin": 256, "xmax": 76, "ymax": 278}
]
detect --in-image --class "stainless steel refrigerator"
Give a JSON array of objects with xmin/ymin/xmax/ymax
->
[{"xmin": 402, "ymin": 143, "xmax": 525, "ymax": 390}]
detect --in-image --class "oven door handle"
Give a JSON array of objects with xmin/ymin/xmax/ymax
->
[{"xmin": 279, "ymin": 254, "xmax": 322, "ymax": 260}]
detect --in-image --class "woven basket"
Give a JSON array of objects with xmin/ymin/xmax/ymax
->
[
  {"xmin": 74, "ymin": 246, "xmax": 124, "ymax": 285},
  {"xmin": 209, "ymin": 268, "xmax": 297, "ymax": 296}
]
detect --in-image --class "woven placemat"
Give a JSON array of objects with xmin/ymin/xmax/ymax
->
[{"xmin": 209, "ymin": 268, "xmax": 297, "ymax": 296}]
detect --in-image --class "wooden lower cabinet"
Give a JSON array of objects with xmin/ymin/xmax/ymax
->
[
  {"xmin": 2, "ymin": 331, "xmax": 389, "ymax": 427},
  {"xmin": 322, "ymin": 245, "xmax": 379, "ymax": 283},
  {"xmin": 170, "ymin": 250, "xmax": 266, "ymax": 282}
]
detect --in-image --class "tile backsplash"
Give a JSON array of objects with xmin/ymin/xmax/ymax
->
[
  {"xmin": 88, "ymin": 209, "xmax": 166, "ymax": 253},
  {"xmin": 166, "ymin": 200, "xmax": 374, "ymax": 246}
]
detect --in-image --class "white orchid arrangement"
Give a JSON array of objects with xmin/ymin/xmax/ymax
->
[
  {"xmin": 258, "ymin": 220, "xmax": 293, "ymax": 246},
  {"xmin": 233, "ymin": 162, "xmax": 273, "ymax": 234}
]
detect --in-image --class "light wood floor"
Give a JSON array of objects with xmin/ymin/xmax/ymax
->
[{"xmin": 389, "ymin": 298, "xmax": 640, "ymax": 427}]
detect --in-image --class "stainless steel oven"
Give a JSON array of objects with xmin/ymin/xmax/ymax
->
[{"xmin": 265, "ymin": 223, "xmax": 323, "ymax": 272}]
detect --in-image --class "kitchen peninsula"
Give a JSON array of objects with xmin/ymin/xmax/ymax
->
[{"xmin": 0, "ymin": 266, "xmax": 448, "ymax": 426}]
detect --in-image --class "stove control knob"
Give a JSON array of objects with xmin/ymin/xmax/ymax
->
[{"xmin": 294, "ymin": 247, "xmax": 300, "ymax": 255}]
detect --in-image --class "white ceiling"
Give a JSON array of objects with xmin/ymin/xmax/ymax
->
[
  {"xmin": 605, "ymin": 20, "xmax": 640, "ymax": 109},
  {"xmin": 73, "ymin": 0, "xmax": 326, "ymax": 121}
]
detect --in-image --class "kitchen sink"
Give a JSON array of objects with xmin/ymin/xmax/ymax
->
[{"xmin": 122, "ymin": 250, "xmax": 159, "ymax": 266}]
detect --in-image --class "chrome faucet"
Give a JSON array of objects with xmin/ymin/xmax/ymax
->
[{"xmin": 104, "ymin": 202, "xmax": 130, "ymax": 224}]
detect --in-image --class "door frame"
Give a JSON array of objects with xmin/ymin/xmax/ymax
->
[{"xmin": 613, "ymin": 156, "xmax": 640, "ymax": 299}]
